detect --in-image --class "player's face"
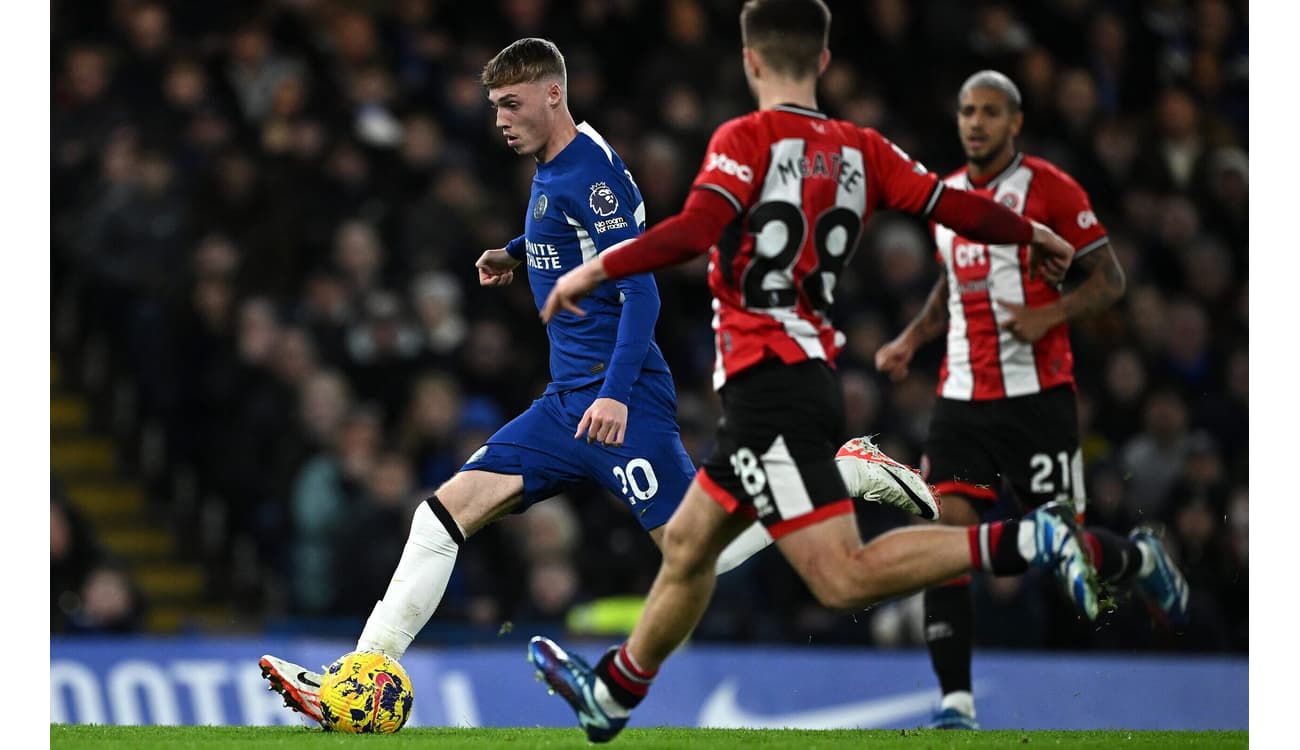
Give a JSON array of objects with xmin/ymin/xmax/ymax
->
[
  {"xmin": 488, "ymin": 80, "xmax": 554, "ymax": 159},
  {"xmin": 957, "ymin": 87, "xmax": 1023, "ymax": 168}
]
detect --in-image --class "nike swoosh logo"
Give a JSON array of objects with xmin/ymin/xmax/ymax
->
[
  {"xmin": 297, "ymin": 671, "xmax": 321, "ymax": 688},
  {"xmin": 881, "ymin": 466, "xmax": 937, "ymax": 520},
  {"xmin": 698, "ymin": 678, "xmax": 984, "ymax": 728},
  {"xmin": 372, "ymin": 672, "xmax": 393, "ymax": 726}
]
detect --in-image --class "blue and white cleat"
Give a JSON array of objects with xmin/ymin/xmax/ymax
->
[
  {"xmin": 528, "ymin": 636, "xmax": 627, "ymax": 743},
  {"xmin": 1025, "ymin": 500, "xmax": 1099, "ymax": 621},
  {"xmin": 929, "ymin": 706, "xmax": 980, "ymax": 730},
  {"xmin": 1129, "ymin": 525, "xmax": 1190, "ymax": 629}
]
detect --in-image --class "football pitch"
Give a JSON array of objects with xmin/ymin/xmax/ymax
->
[{"xmin": 50, "ymin": 725, "xmax": 1248, "ymax": 748}]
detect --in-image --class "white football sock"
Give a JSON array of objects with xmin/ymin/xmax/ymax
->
[
  {"xmin": 940, "ymin": 690, "xmax": 976, "ymax": 718},
  {"xmin": 356, "ymin": 500, "xmax": 462, "ymax": 660},
  {"xmin": 715, "ymin": 522, "xmax": 773, "ymax": 575}
]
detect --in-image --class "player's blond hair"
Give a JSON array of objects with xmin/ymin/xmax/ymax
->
[
  {"xmin": 481, "ymin": 37, "xmax": 567, "ymax": 90},
  {"xmin": 740, "ymin": 0, "xmax": 830, "ymax": 79}
]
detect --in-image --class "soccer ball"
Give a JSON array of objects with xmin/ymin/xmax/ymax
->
[{"xmin": 318, "ymin": 651, "xmax": 414, "ymax": 733}]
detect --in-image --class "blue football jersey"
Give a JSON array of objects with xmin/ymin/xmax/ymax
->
[{"xmin": 508, "ymin": 122, "xmax": 672, "ymax": 400}]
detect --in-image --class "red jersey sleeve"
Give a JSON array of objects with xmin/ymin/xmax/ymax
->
[
  {"xmin": 691, "ymin": 117, "xmax": 765, "ymax": 214},
  {"xmin": 862, "ymin": 129, "xmax": 944, "ymax": 217},
  {"xmin": 1040, "ymin": 167, "xmax": 1109, "ymax": 258}
]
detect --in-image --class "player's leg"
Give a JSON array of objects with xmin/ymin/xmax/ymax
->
[
  {"xmin": 626, "ymin": 480, "xmax": 755, "ymax": 669},
  {"xmin": 528, "ymin": 477, "xmax": 752, "ymax": 742},
  {"xmin": 918, "ymin": 396, "xmax": 1004, "ymax": 729},
  {"xmin": 261, "ymin": 467, "xmax": 526, "ymax": 725},
  {"xmin": 923, "ymin": 493, "xmax": 982, "ymax": 728},
  {"xmin": 590, "ymin": 375, "xmax": 774, "ymax": 575},
  {"xmin": 263, "ymin": 398, "xmax": 582, "ymax": 725},
  {"xmin": 354, "ymin": 468, "xmax": 525, "ymax": 659},
  {"xmin": 778, "ymin": 498, "xmax": 1097, "ymax": 614},
  {"xmin": 1001, "ymin": 387, "xmax": 1155, "ymax": 617}
]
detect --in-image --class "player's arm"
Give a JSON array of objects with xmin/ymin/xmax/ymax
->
[
  {"xmin": 539, "ymin": 188, "xmax": 734, "ymax": 323},
  {"xmin": 996, "ymin": 173, "xmax": 1122, "ymax": 342},
  {"xmin": 876, "ymin": 273, "xmax": 949, "ymax": 382},
  {"xmin": 997, "ymin": 241, "xmax": 1125, "ymax": 343},
  {"xmin": 476, "ymin": 235, "xmax": 524, "ymax": 287},
  {"xmin": 865, "ymin": 130, "xmax": 1072, "ymax": 282}
]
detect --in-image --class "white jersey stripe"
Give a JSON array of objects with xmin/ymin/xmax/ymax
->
[
  {"xmin": 576, "ymin": 122, "xmax": 614, "ymax": 165},
  {"xmin": 935, "ymin": 194, "xmax": 975, "ymax": 399},
  {"xmin": 563, "ymin": 212, "xmax": 599, "ymax": 264},
  {"xmin": 698, "ymin": 183, "xmax": 743, "ymax": 214},
  {"xmin": 1074, "ymin": 235, "xmax": 1108, "ymax": 259},
  {"xmin": 761, "ymin": 435, "xmax": 814, "ymax": 520},
  {"xmin": 989, "ymin": 168, "xmax": 1040, "ymax": 397}
]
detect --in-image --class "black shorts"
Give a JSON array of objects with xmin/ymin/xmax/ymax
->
[
  {"xmin": 698, "ymin": 359, "xmax": 853, "ymax": 539},
  {"xmin": 923, "ymin": 385, "xmax": 1084, "ymax": 514}
]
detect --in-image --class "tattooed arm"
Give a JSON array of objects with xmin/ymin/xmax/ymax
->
[
  {"xmin": 875, "ymin": 273, "xmax": 950, "ymax": 382},
  {"xmin": 996, "ymin": 243, "xmax": 1126, "ymax": 343}
]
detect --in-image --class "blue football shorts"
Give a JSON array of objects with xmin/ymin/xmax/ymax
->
[{"xmin": 459, "ymin": 373, "xmax": 693, "ymax": 531}]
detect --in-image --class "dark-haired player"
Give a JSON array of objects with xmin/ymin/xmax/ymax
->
[{"xmin": 526, "ymin": 2, "xmax": 1101, "ymax": 742}]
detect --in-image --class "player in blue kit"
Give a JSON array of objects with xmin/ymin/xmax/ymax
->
[{"xmin": 257, "ymin": 37, "xmax": 927, "ymax": 726}]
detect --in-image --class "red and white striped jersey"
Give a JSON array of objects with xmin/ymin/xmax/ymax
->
[
  {"xmin": 934, "ymin": 153, "xmax": 1108, "ymax": 400},
  {"xmin": 694, "ymin": 104, "xmax": 943, "ymax": 390}
]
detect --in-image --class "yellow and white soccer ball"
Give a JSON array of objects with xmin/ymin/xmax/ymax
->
[{"xmin": 318, "ymin": 651, "xmax": 414, "ymax": 733}]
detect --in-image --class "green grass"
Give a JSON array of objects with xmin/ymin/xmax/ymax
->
[{"xmin": 50, "ymin": 725, "xmax": 1248, "ymax": 749}]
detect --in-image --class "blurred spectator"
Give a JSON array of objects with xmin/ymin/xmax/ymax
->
[
  {"xmin": 291, "ymin": 405, "xmax": 383, "ymax": 614},
  {"xmin": 52, "ymin": 489, "xmax": 145, "ymax": 634},
  {"xmin": 1120, "ymin": 389, "xmax": 1192, "ymax": 519}
]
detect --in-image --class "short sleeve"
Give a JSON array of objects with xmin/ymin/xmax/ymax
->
[
  {"xmin": 863, "ymin": 129, "xmax": 944, "ymax": 217},
  {"xmin": 691, "ymin": 117, "xmax": 764, "ymax": 215},
  {"xmin": 1042, "ymin": 170, "xmax": 1108, "ymax": 259}
]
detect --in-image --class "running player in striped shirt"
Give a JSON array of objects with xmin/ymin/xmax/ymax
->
[
  {"xmin": 875, "ymin": 70, "xmax": 1190, "ymax": 730},
  {"xmin": 526, "ymin": 3, "xmax": 1105, "ymax": 742}
]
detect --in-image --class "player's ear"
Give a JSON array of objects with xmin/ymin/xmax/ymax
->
[
  {"xmin": 1010, "ymin": 110, "xmax": 1024, "ymax": 138},
  {"xmin": 546, "ymin": 79, "xmax": 563, "ymax": 107},
  {"xmin": 742, "ymin": 47, "xmax": 761, "ymax": 80},
  {"xmin": 817, "ymin": 48, "xmax": 831, "ymax": 76}
]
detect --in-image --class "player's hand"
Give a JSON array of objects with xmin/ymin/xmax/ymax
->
[
  {"xmin": 875, "ymin": 334, "xmax": 917, "ymax": 382},
  {"xmin": 575, "ymin": 397, "xmax": 628, "ymax": 447},
  {"xmin": 476, "ymin": 248, "xmax": 520, "ymax": 287},
  {"xmin": 1027, "ymin": 221, "xmax": 1072, "ymax": 285},
  {"xmin": 540, "ymin": 259, "xmax": 608, "ymax": 324},
  {"xmin": 995, "ymin": 299, "xmax": 1064, "ymax": 343}
]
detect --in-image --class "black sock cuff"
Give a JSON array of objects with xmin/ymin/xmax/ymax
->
[
  {"xmin": 425, "ymin": 495, "xmax": 464, "ymax": 545},
  {"xmin": 596, "ymin": 648, "xmax": 646, "ymax": 709}
]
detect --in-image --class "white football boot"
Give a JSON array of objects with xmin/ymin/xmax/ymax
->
[
  {"xmin": 259, "ymin": 654, "xmax": 326, "ymax": 728},
  {"xmin": 835, "ymin": 436, "xmax": 940, "ymax": 520}
]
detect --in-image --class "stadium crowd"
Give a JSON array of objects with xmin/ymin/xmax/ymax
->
[{"xmin": 52, "ymin": 0, "xmax": 1247, "ymax": 653}]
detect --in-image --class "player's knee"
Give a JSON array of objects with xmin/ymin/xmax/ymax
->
[{"xmin": 660, "ymin": 516, "xmax": 713, "ymax": 578}]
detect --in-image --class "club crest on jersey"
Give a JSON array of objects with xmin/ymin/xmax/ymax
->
[
  {"xmin": 589, "ymin": 182, "xmax": 618, "ymax": 217},
  {"xmin": 1000, "ymin": 193, "xmax": 1019, "ymax": 210},
  {"xmin": 533, "ymin": 194, "xmax": 549, "ymax": 221}
]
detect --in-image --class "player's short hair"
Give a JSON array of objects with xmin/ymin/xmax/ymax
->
[
  {"xmin": 740, "ymin": 0, "xmax": 830, "ymax": 79},
  {"xmin": 959, "ymin": 70, "xmax": 1022, "ymax": 113},
  {"xmin": 481, "ymin": 37, "xmax": 566, "ymax": 90}
]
